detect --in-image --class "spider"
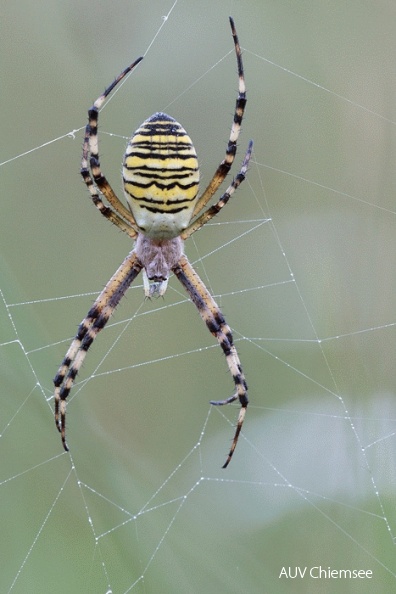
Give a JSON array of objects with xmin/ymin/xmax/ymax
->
[{"xmin": 53, "ymin": 16, "xmax": 252, "ymax": 468}]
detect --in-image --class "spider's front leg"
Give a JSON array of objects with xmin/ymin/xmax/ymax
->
[
  {"xmin": 173, "ymin": 255, "xmax": 248, "ymax": 468},
  {"xmin": 54, "ymin": 250, "xmax": 142, "ymax": 451}
]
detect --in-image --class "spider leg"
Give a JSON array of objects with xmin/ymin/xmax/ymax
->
[
  {"xmin": 81, "ymin": 56, "xmax": 144, "ymax": 237},
  {"xmin": 181, "ymin": 140, "xmax": 253, "ymax": 240},
  {"xmin": 54, "ymin": 250, "xmax": 143, "ymax": 451},
  {"xmin": 172, "ymin": 254, "xmax": 248, "ymax": 468},
  {"xmin": 192, "ymin": 17, "xmax": 247, "ymax": 219}
]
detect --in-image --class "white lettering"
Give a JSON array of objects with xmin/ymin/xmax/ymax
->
[
  {"xmin": 279, "ymin": 567, "xmax": 307, "ymax": 578},
  {"xmin": 309, "ymin": 566, "xmax": 373, "ymax": 579}
]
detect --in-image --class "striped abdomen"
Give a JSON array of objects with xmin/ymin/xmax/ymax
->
[{"xmin": 123, "ymin": 112, "xmax": 199, "ymax": 239}]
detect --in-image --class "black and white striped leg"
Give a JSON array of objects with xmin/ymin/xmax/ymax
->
[
  {"xmin": 173, "ymin": 254, "xmax": 248, "ymax": 468},
  {"xmin": 54, "ymin": 250, "xmax": 143, "ymax": 451}
]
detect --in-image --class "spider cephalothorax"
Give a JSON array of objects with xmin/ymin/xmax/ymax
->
[{"xmin": 54, "ymin": 17, "xmax": 252, "ymax": 468}]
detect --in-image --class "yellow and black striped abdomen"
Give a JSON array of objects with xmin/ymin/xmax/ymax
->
[{"xmin": 123, "ymin": 112, "xmax": 199, "ymax": 239}]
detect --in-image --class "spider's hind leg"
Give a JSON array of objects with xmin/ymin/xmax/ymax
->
[
  {"xmin": 53, "ymin": 250, "xmax": 143, "ymax": 451},
  {"xmin": 173, "ymin": 254, "xmax": 248, "ymax": 468},
  {"xmin": 210, "ymin": 395, "xmax": 247, "ymax": 469}
]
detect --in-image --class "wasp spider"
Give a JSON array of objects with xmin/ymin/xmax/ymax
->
[{"xmin": 54, "ymin": 17, "xmax": 252, "ymax": 468}]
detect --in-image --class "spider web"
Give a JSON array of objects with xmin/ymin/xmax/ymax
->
[{"xmin": 1, "ymin": 1, "xmax": 396, "ymax": 592}]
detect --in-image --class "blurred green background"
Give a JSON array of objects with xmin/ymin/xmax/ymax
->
[{"xmin": 1, "ymin": 1, "xmax": 396, "ymax": 592}]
